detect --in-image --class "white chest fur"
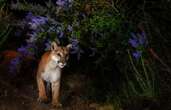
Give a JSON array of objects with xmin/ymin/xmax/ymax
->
[{"xmin": 41, "ymin": 60, "xmax": 61, "ymax": 83}]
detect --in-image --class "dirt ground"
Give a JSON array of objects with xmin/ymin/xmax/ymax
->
[{"xmin": 0, "ymin": 72, "xmax": 97, "ymax": 110}]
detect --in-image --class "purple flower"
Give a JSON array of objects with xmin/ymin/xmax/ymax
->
[
  {"xmin": 25, "ymin": 12, "xmax": 33, "ymax": 20},
  {"xmin": 58, "ymin": 32, "xmax": 64, "ymax": 38},
  {"xmin": 17, "ymin": 46, "xmax": 28, "ymax": 55},
  {"xmin": 9, "ymin": 56, "xmax": 21, "ymax": 75},
  {"xmin": 56, "ymin": 0, "xmax": 65, "ymax": 7},
  {"xmin": 70, "ymin": 38, "xmax": 84, "ymax": 60},
  {"xmin": 26, "ymin": 13, "xmax": 48, "ymax": 30},
  {"xmin": 28, "ymin": 22, "xmax": 38, "ymax": 30},
  {"xmin": 70, "ymin": 39, "xmax": 79, "ymax": 53},
  {"xmin": 129, "ymin": 32, "xmax": 148, "ymax": 48},
  {"xmin": 132, "ymin": 51, "xmax": 142, "ymax": 60},
  {"xmin": 138, "ymin": 32, "xmax": 148, "ymax": 46},
  {"xmin": 36, "ymin": 16, "xmax": 48, "ymax": 24},
  {"xmin": 129, "ymin": 32, "xmax": 139, "ymax": 48},
  {"xmin": 25, "ymin": 12, "xmax": 48, "ymax": 24},
  {"xmin": 128, "ymin": 38, "xmax": 139, "ymax": 48},
  {"xmin": 26, "ymin": 32, "xmax": 38, "ymax": 43},
  {"xmin": 17, "ymin": 44, "xmax": 34, "ymax": 57},
  {"xmin": 31, "ymin": 16, "xmax": 48, "ymax": 25},
  {"xmin": 56, "ymin": 0, "xmax": 73, "ymax": 8},
  {"xmin": 70, "ymin": 38, "xmax": 79, "ymax": 47}
]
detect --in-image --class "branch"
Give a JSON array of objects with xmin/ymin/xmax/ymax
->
[{"xmin": 148, "ymin": 48, "xmax": 171, "ymax": 74}]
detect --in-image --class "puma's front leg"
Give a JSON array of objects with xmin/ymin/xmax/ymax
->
[
  {"xmin": 51, "ymin": 81, "xmax": 61, "ymax": 107},
  {"xmin": 37, "ymin": 77, "xmax": 48, "ymax": 103}
]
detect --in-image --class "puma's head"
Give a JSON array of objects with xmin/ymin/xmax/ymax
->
[{"xmin": 50, "ymin": 42, "xmax": 72, "ymax": 68}]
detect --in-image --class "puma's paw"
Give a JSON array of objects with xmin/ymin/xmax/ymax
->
[
  {"xmin": 37, "ymin": 97, "xmax": 49, "ymax": 103},
  {"xmin": 51, "ymin": 103, "xmax": 62, "ymax": 108}
]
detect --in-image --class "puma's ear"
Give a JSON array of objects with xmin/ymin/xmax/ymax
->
[
  {"xmin": 51, "ymin": 41, "xmax": 58, "ymax": 51},
  {"xmin": 55, "ymin": 38, "xmax": 60, "ymax": 45},
  {"xmin": 66, "ymin": 44, "xmax": 72, "ymax": 50}
]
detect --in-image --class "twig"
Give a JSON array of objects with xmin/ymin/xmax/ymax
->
[{"xmin": 148, "ymin": 48, "xmax": 171, "ymax": 74}]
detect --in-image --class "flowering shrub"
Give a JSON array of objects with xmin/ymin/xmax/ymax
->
[
  {"xmin": 2, "ymin": 0, "xmax": 161, "ymax": 104},
  {"xmin": 129, "ymin": 31, "xmax": 148, "ymax": 60},
  {"xmin": 8, "ymin": 0, "xmax": 82, "ymax": 73}
]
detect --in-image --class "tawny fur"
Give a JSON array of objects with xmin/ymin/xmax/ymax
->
[{"xmin": 36, "ymin": 42, "xmax": 71, "ymax": 107}]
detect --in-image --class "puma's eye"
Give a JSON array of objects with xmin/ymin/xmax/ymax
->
[
  {"xmin": 66, "ymin": 55, "xmax": 69, "ymax": 60},
  {"xmin": 57, "ymin": 53, "xmax": 61, "ymax": 56}
]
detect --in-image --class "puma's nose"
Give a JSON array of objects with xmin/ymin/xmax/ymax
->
[{"xmin": 58, "ymin": 62, "xmax": 66, "ymax": 68}]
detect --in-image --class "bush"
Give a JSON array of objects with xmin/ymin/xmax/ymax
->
[{"xmin": 1, "ymin": 0, "xmax": 169, "ymax": 108}]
